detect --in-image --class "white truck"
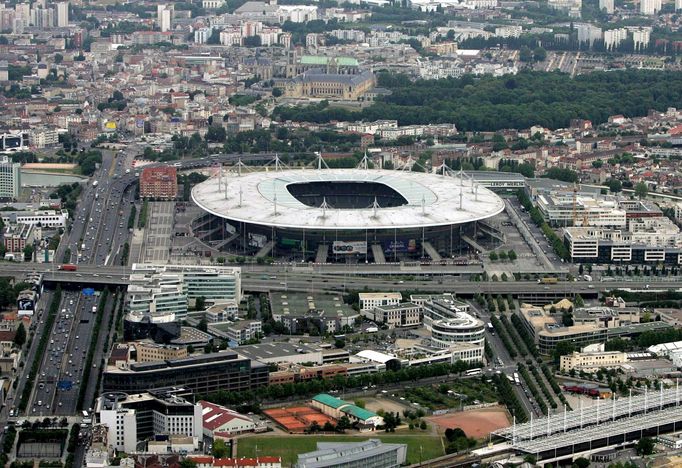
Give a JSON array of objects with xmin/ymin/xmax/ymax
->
[{"xmin": 583, "ymin": 274, "xmax": 592, "ymax": 282}]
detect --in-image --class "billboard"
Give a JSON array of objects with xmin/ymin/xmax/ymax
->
[
  {"xmin": 383, "ymin": 239, "xmax": 417, "ymax": 255},
  {"xmin": 332, "ymin": 241, "xmax": 367, "ymax": 255},
  {"xmin": 248, "ymin": 233, "xmax": 267, "ymax": 248}
]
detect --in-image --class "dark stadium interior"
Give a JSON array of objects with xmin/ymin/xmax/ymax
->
[{"xmin": 286, "ymin": 181, "xmax": 409, "ymax": 209}]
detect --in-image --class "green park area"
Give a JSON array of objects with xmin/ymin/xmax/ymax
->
[{"xmin": 237, "ymin": 433, "xmax": 443, "ymax": 466}]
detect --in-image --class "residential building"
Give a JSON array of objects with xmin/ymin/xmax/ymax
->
[
  {"xmin": 0, "ymin": 156, "xmax": 20, "ymax": 200},
  {"xmin": 358, "ymin": 292, "xmax": 402, "ymax": 311},
  {"xmin": 599, "ymin": 0, "xmax": 614, "ymax": 13},
  {"xmin": 157, "ymin": 4, "xmax": 173, "ymax": 32},
  {"xmin": 96, "ymin": 390, "xmax": 202, "ymax": 453},
  {"xmin": 576, "ymin": 23, "xmax": 602, "ymax": 46},
  {"xmin": 560, "ymin": 350, "xmax": 628, "ymax": 372},
  {"xmin": 189, "ymin": 456, "xmax": 281, "ymax": 468},
  {"xmin": 294, "ymin": 439, "xmax": 406, "ymax": 468},
  {"xmin": 632, "ymin": 27, "xmax": 651, "ymax": 50},
  {"xmin": 140, "ymin": 166, "xmax": 178, "ymax": 200},
  {"xmin": 494, "ymin": 25, "xmax": 522, "ymax": 38},
  {"xmin": 3, "ymin": 223, "xmax": 34, "ymax": 253},
  {"xmin": 640, "ymin": 0, "xmax": 660, "ymax": 15},
  {"xmin": 604, "ymin": 28, "xmax": 627, "ymax": 50},
  {"xmin": 56, "ymin": 1, "xmax": 68, "ymax": 27},
  {"xmin": 198, "ymin": 400, "xmax": 257, "ymax": 437},
  {"xmin": 102, "ymin": 350, "xmax": 269, "ymax": 394}
]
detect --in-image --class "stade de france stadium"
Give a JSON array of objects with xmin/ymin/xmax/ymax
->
[{"xmin": 190, "ymin": 168, "xmax": 506, "ymax": 262}]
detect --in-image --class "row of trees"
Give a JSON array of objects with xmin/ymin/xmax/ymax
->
[
  {"xmin": 200, "ymin": 360, "xmax": 478, "ymax": 406},
  {"xmin": 517, "ymin": 189, "xmax": 570, "ymax": 259}
]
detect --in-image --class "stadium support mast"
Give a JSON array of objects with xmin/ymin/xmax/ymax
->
[
  {"xmin": 356, "ymin": 151, "xmax": 371, "ymax": 170},
  {"xmin": 320, "ymin": 197, "xmax": 331, "ymax": 218},
  {"xmin": 314, "ymin": 152, "xmax": 330, "ymax": 170}
]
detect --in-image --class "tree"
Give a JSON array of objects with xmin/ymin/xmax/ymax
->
[
  {"xmin": 336, "ymin": 415, "xmax": 351, "ymax": 431},
  {"xmin": 212, "ymin": 439, "xmax": 229, "ymax": 458},
  {"xmin": 507, "ymin": 250, "xmax": 517, "ymax": 261},
  {"xmin": 489, "ymin": 251, "xmax": 498, "ymax": 261},
  {"xmin": 54, "ymin": 53, "xmax": 63, "ymax": 64},
  {"xmin": 533, "ymin": 47, "xmax": 547, "ymax": 62},
  {"xmin": 552, "ymin": 341, "xmax": 575, "ymax": 362},
  {"xmin": 574, "ymin": 294, "xmax": 584, "ymax": 307},
  {"xmin": 23, "ymin": 244, "xmax": 34, "ymax": 261},
  {"xmin": 519, "ymin": 46, "xmax": 533, "ymax": 62},
  {"xmin": 14, "ymin": 323, "xmax": 26, "ymax": 347},
  {"xmin": 635, "ymin": 437, "xmax": 654, "ymax": 455},
  {"xmin": 195, "ymin": 297, "xmax": 206, "ymax": 312},
  {"xmin": 592, "ymin": 159, "xmax": 603, "ymax": 168},
  {"xmin": 607, "ymin": 178, "xmax": 622, "ymax": 193},
  {"xmin": 334, "ymin": 339, "xmax": 345, "ymax": 348},
  {"xmin": 272, "ymin": 87, "xmax": 283, "ymax": 97},
  {"xmin": 180, "ymin": 459, "xmax": 197, "ymax": 468},
  {"xmin": 635, "ymin": 181, "xmax": 648, "ymax": 199}
]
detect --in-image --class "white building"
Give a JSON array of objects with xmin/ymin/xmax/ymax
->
[
  {"xmin": 576, "ymin": 23, "xmax": 602, "ymax": 46},
  {"xmin": 0, "ymin": 156, "xmax": 21, "ymax": 199},
  {"xmin": 226, "ymin": 320, "xmax": 262, "ymax": 344},
  {"xmin": 55, "ymin": 1, "xmax": 68, "ymax": 27},
  {"xmin": 194, "ymin": 27, "xmax": 212, "ymax": 44},
  {"xmin": 96, "ymin": 391, "xmax": 202, "ymax": 453},
  {"xmin": 358, "ymin": 292, "xmax": 402, "ymax": 311},
  {"xmin": 604, "ymin": 28, "xmax": 627, "ymax": 50},
  {"xmin": 0, "ymin": 209, "xmax": 68, "ymax": 228},
  {"xmin": 598, "ymin": 0, "xmax": 614, "ymax": 13},
  {"xmin": 494, "ymin": 25, "xmax": 522, "ymax": 38},
  {"xmin": 157, "ymin": 4, "xmax": 173, "ymax": 32},
  {"xmin": 559, "ymin": 350, "xmax": 628, "ymax": 372},
  {"xmin": 677, "ymin": 0, "xmax": 682, "ymax": 11},
  {"xmin": 640, "ymin": 0, "xmax": 660, "ymax": 14},
  {"xmin": 370, "ymin": 303, "xmax": 421, "ymax": 328},
  {"xmin": 633, "ymin": 27, "xmax": 651, "ymax": 50},
  {"xmin": 199, "ymin": 400, "xmax": 256, "ymax": 437}
]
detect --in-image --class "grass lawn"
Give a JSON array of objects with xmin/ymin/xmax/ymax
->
[{"xmin": 237, "ymin": 433, "xmax": 443, "ymax": 466}]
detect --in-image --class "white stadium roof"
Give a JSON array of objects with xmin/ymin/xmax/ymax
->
[{"xmin": 191, "ymin": 168, "xmax": 504, "ymax": 230}]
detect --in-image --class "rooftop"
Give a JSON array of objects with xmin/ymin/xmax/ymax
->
[{"xmin": 191, "ymin": 168, "xmax": 504, "ymax": 230}]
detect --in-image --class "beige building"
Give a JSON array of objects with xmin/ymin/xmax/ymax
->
[
  {"xmin": 560, "ymin": 350, "xmax": 628, "ymax": 372},
  {"xmin": 371, "ymin": 303, "xmax": 421, "ymax": 328},
  {"xmin": 359, "ymin": 292, "xmax": 402, "ymax": 311},
  {"xmin": 135, "ymin": 343, "xmax": 187, "ymax": 363},
  {"xmin": 283, "ymin": 69, "xmax": 375, "ymax": 101}
]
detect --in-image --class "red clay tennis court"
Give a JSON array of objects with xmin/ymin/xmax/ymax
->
[{"xmin": 263, "ymin": 406, "xmax": 335, "ymax": 433}]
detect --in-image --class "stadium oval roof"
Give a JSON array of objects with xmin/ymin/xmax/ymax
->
[{"xmin": 191, "ymin": 168, "xmax": 504, "ymax": 230}]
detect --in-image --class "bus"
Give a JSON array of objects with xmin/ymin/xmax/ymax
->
[
  {"xmin": 487, "ymin": 322, "xmax": 494, "ymax": 334},
  {"xmin": 465, "ymin": 368, "xmax": 482, "ymax": 376},
  {"xmin": 513, "ymin": 372, "xmax": 521, "ymax": 385}
]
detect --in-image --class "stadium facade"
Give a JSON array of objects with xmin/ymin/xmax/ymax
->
[{"xmin": 191, "ymin": 166, "xmax": 505, "ymax": 262}]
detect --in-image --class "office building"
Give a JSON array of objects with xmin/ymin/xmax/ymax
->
[
  {"xmin": 269, "ymin": 292, "xmax": 359, "ymax": 334},
  {"xmin": 560, "ymin": 350, "xmax": 628, "ymax": 372},
  {"xmin": 518, "ymin": 304, "xmax": 671, "ymax": 354},
  {"xmin": 294, "ymin": 439, "xmax": 406, "ymax": 468},
  {"xmin": 564, "ymin": 218, "xmax": 682, "ymax": 264},
  {"xmin": 55, "ymin": 1, "xmax": 68, "ymax": 27},
  {"xmin": 225, "ymin": 320, "xmax": 262, "ymax": 344},
  {"xmin": 0, "ymin": 209, "xmax": 68, "ymax": 228},
  {"xmin": 135, "ymin": 342, "xmax": 188, "ymax": 363},
  {"xmin": 126, "ymin": 264, "xmax": 242, "ymax": 323},
  {"xmin": 140, "ymin": 166, "xmax": 178, "ymax": 200},
  {"xmin": 96, "ymin": 390, "xmax": 202, "ymax": 453},
  {"xmin": 102, "ymin": 350, "xmax": 269, "ymax": 394},
  {"xmin": 599, "ymin": 0, "xmax": 614, "ymax": 13},
  {"xmin": 358, "ymin": 292, "xmax": 401, "ymax": 311},
  {"xmin": 369, "ymin": 303, "xmax": 422, "ymax": 328},
  {"xmin": 0, "ymin": 156, "xmax": 20, "ymax": 200}
]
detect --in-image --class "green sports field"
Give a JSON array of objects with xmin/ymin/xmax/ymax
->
[{"xmin": 237, "ymin": 433, "xmax": 444, "ymax": 466}]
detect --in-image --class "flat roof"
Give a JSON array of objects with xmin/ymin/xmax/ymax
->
[
  {"xmin": 191, "ymin": 168, "xmax": 504, "ymax": 230},
  {"xmin": 235, "ymin": 342, "xmax": 318, "ymax": 361}
]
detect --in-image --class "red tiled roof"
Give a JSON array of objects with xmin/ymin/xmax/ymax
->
[{"xmin": 199, "ymin": 400, "xmax": 252, "ymax": 431}]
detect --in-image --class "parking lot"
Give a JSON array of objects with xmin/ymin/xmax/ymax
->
[{"xmin": 142, "ymin": 201, "xmax": 175, "ymax": 263}]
